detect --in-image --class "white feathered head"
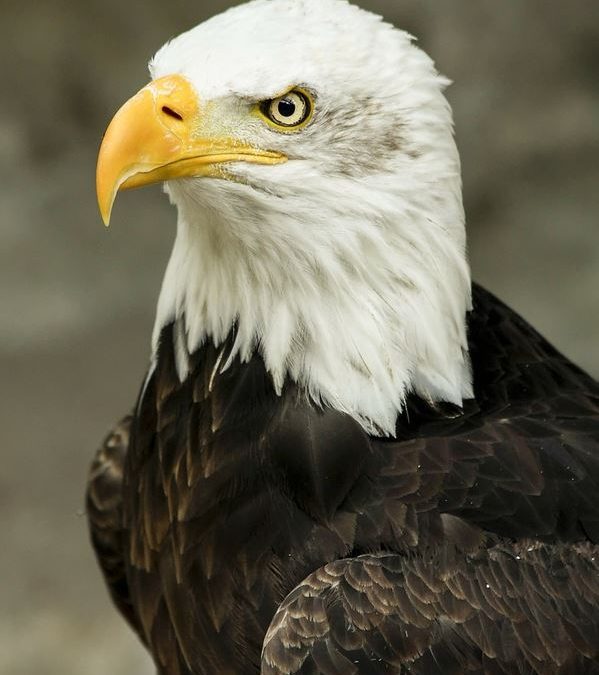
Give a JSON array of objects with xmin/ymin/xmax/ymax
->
[{"xmin": 97, "ymin": 0, "xmax": 472, "ymax": 435}]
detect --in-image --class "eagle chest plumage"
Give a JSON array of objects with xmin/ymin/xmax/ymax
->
[
  {"xmin": 123, "ymin": 322, "xmax": 380, "ymax": 673},
  {"xmin": 88, "ymin": 286, "xmax": 599, "ymax": 675}
]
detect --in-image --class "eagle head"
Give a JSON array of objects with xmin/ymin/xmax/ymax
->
[{"xmin": 96, "ymin": 0, "xmax": 472, "ymax": 436}]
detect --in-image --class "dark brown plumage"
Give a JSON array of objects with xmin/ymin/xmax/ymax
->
[{"xmin": 87, "ymin": 284, "xmax": 599, "ymax": 674}]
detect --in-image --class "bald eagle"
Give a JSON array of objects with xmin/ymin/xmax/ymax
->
[{"xmin": 87, "ymin": 1, "xmax": 599, "ymax": 673}]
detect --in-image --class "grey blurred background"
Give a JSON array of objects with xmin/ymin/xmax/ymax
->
[{"xmin": 1, "ymin": 0, "xmax": 598, "ymax": 673}]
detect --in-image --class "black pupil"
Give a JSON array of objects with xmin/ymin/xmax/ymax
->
[{"xmin": 277, "ymin": 98, "xmax": 297, "ymax": 118}]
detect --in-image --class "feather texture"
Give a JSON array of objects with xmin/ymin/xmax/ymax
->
[
  {"xmin": 262, "ymin": 547, "xmax": 599, "ymax": 675},
  {"xmin": 87, "ymin": 285, "xmax": 599, "ymax": 674}
]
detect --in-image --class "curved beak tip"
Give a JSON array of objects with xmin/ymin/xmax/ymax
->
[{"xmin": 96, "ymin": 170, "xmax": 115, "ymax": 227}]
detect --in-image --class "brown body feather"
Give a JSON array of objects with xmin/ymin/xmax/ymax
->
[{"xmin": 87, "ymin": 285, "xmax": 599, "ymax": 674}]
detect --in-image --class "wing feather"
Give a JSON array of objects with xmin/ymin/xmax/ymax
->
[
  {"xmin": 262, "ymin": 545, "xmax": 599, "ymax": 675},
  {"xmin": 86, "ymin": 415, "xmax": 145, "ymax": 642}
]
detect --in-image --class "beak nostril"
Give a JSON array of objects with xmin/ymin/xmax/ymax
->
[{"xmin": 162, "ymin": 106, "xmax": 184, "ymax": 121}]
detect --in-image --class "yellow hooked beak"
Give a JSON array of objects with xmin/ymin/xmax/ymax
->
[{"xmin": 96, "ymin": 74, "xmax": 287, "ymax": 225}]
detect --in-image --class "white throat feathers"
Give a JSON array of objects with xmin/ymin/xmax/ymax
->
[{"xmin": 149, "ymin": 0, "xmax": 473, "ymax": 436}]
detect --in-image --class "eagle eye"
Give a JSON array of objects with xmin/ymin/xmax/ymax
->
[{"xmin": 259, "ymin": 89, "xmax": 314, "ymax": 132}]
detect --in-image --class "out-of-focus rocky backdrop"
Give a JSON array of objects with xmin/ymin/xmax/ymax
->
[{"xmin": 1, "ymin": 1, "xmax": 598, "ymax": 673}]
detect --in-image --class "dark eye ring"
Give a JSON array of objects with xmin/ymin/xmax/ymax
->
[{"xmin": 260, "ymin": 89, "xmax": 313, "ymax": 130}]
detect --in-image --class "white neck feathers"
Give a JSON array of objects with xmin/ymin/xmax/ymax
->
[{"xmin": 152, "ymin": 158, "xmax": 472, "ymax": 436}]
